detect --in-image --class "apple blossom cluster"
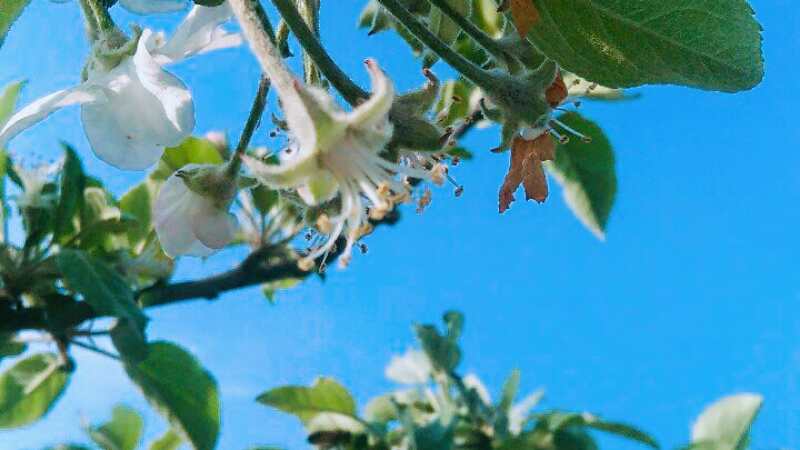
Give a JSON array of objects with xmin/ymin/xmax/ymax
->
[{"xmin": 0, "ymin": 0, "xmax": 449, "ymax": 270}]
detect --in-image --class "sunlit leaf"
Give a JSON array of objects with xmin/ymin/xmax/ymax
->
[{"xmin": 0, "ymin": 353, "xmax": 69, "ymax": 428}]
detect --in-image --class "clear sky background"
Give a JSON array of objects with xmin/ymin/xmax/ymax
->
[{"xmin": 1, "ymin": 0, "xmax": 798, "ymax": 449}]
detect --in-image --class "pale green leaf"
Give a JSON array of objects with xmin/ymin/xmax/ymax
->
[
  {"xmin": 691, "ymin": 394, "xmax": 763, "ymax": 450},
  {"xmin": 88, "ymin": 405, "xmax": 144, "ymax": 450},
  {"xmin": 257, "ymin": 377, "xmax": 357, "ymax": 423},
  {"xmin": 0, "ymin": 353, "xmax": 69, "ymax": 429},
  {"xmin": 148, "ymin": 429, "xmax": 183, "ymax": 450},
  {"xmin": 0, "ymin": 80, "xmax": 24, "ymax": 126}
]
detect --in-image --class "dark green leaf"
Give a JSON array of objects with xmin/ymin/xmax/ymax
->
[
  {"xmin": 527, "ymin": 0, "xmax": 763, "ymax": 92},
  {"xmin": 0, "ymin": 353, "xmax": 69, "ymax": 428},
  {"xmin": 193, "ymin": 0, "xmax": 225, "ymax": 6},
  {"xmin": 124, "ymin": 342, "xmax": 219, "ymax": 450},
  {"xmin": 0, "ymin": 334, "xmax": 26, "ymax": 362},
  {"xmin": 250, "ymin": 185, "xmax": 279, "ymax": 215},
  {"xmin": 110, "ymin": 319, "xmax": 148, "ymax": 364},
  {"xmin": 54, "ymin": 144, "xmax": 86, "ymax": 240},
  {"xmin": 414, "ymin": 324, "xmax": 460, "ymax": 372},
  {"xmin": 0, "ymin": 0, "xmax": 31, "ymax": 48},
  {"xmin": 257, "ymin": 377, "xmax": 357, "ymax": 423},
  {"xmin": 442, "ymin": 310, "xmax": 464, "ymax": 342},
  {"xmin": 87, "ymin": 405, "xmax": 143, "ymax": 450},
  {"xmin": 546, "ymin": 113, "xmax": 616, "ymax": 239},
  {"xmin": 57, "ymin": 249, "xmax": 147, "ymax": 331}
]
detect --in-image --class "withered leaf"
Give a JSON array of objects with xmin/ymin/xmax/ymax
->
[
  {"xmin": 546, "ymin": 72, "xmax": 568, "ymax": 107},
  {"xmin": 499, "ymin": 134, "xmax": 556, "ymax": 213},
  {"xmin": 500, "ymin": 0, "xmax": 541, "ymax": 38}
]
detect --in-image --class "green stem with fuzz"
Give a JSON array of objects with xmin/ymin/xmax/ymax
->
[
  {"xmin": 85, "ymin": 0, "xmax": 116, "ymax": 34},
  {"xmin": 271, "ymin": 0, "xmax": 369, "ymax": 104},
  {"xmin": 77, "ymin": 0, "xmax": 99, "ymax": 41},
  {"xmin": 376, "ymin": 0, "xmax": 494, "ymax": 87},
  {"xmin": 427, "ymin": 0, "xmax": 510, "ymax": 65},
  {"xmin": 226, "ymin": 75, "xmax": 271, "ymax": 177}
]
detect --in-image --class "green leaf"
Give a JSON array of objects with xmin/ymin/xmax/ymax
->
[
  {"xmin": 691, "ymin": 394, "xmax": 763, "ymax": 450},
  {"xmin": 545, "ymin": 113, "xmax": 616, "ymax": 240},
  {"xmin": 442, "ymin": 310, "xmax": 464, "ymax": 342},
  {"xmin": 535, "ymin": 411, "xmax": 659, "ymax": 449},
  {"xmin": 0, "ymin": 0, "xmax": 31, "ymax": 48},
  {"xmin": 87, "ymin": 405, "xmax": 144, "ymax": 450},
  {"xmin": 150, "ymin": 137, "xmax": 224, "ymax": 181},
  {"xmin": 261, "ymin": 278, "xmax": 301, "ymax": 304},
  {"xmin": 414, "ymin": 324, "xmax": 460, "ymax": 372},
  {"xmin": 148, "ymin": 429, "xmax": 182, "ymax": 450},
  {"xmin": 0, "ymin": 80, "xmax": 24, "ymax": 126},
  {"xmin": 57, "ymin": 249, "xmax": 147, "ymax": 331},
  {"xmin": 120, "ymin": 181, "xmax": 154, "ymax": 247},
  {"xmin": 527, "ymin": 0, "xmax": 763, "ymax": 92},
  {"xmin": 585, "ymin": 419, "xmax": 659, "ymax": 449},
  {"xmin": 54, "ymin": 144, "xmax": 86, "ymax": 241},
  {"xmin": 0, "ymin": 353, "xmax": 69, "ymax": 429},
  {"xmin": 123, "ymin": 342, "xmax": 219, "ymax": 450},
  {"xmin": 257, "ymin": 377, "xmax": 357, "ymax": 423},
  {"xmin": 250, "ymin": 185, "xmax": 279, "ymax": 216},
  {"xmin": 0, "ymin": 334, "xmax": 26, "ymax": 362},
  {"xmin": 110, "ymin": 319, "xmax": 149, "ymax": 364},
  {"xmin": 43, "ymin": 445, "xmax": 93, "ymax": 450}
]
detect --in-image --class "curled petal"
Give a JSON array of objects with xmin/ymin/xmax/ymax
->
[
  {"xmin": 0, "ymin": 85, "xmax": 104, "ymax": 149},
  {"xmin": 82, "ymin": 29, "xmax": 194, "ymax": 170},
  {"xmin": 385, "ymin": 349, "xmax": 432, "ymax": 385},
  {"xmin": 242, "ymin": 152, "xmax": 323, "ymax": 190},
  {"xmin": 154, "ymin": 171, "xmax": 204, "ymax": 256},
  {"xmin": 347, "ymin": 59, "xmax": 394, "ymax": 130},
  {"xmin": 157, "ymin": 3, "xmax": 242, "ymax": 63},
  {"xmin": 119, "ymin": 0, "xmax": 188, "ymax": 14}
]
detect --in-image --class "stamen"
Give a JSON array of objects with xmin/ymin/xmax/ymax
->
[
  {"xmin": 316, "ymin": 214, "xmax": 333, "ymax": 234},
  {"xmin": 417, "ymin": 188, "xmax": 432, "ymax": 214},
  {"xmin": 548, "ymin": 128, "xmax": 570, "ymax": 144},
  {"xmin": 550, "ymin": 118, "xmax": 592, "ymax": 143},
  {"xmin": 454, "ymin": 185, "xmax": 464, "ymax": 197}
]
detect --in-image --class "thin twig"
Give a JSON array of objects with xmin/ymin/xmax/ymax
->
[{"xmin": 71, "ymin": 340, "xmax": 121, "ymax": 361}]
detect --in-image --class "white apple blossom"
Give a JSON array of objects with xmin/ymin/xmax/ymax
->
[
  {"xmin": 244, "ymin": 59, "xmax": 446, "ymax": 269},
  {"xmin": 0, "ymin": 3, "xmax": 241, "ymax": 170},
  {"xmin": 14, "ymin": 161, "xmax": 61, "ymax": 209},
  {"xmin": 508, "ymin": 389, "xmax": 545, "ymax": 435},
  {"xmin": 154, "ymin": 163, "xmax": 238, "ymax": 257},
  {"xmin": 385, "ymin": 349, "xmax": 433, "ymax": 385}
]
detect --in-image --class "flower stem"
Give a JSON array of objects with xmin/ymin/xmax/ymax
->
[
  {"xmin": 77, "ymin": 0, "xmax": 99, "ymax": 41},
  {"xmin": 229, "ymin": 0, "xmax": 303, "ymax": 105},
  {"xmin": 235, "ymin": 76, "xmax": 271, "ymax": 157},
  {"xmin": 85, "ymin": 0, "xmax": 116, "ymax": 34},
  {"xmin": 271, "ymin": 0, "xmax": 369, "ymax": 104},
  {"xmin": 376, "ymin": 0, "xmax": 494, "ymax": 87},
  {"xmin": 295, "ymin": 0, "xmax": 321, "ymax": 86},
  {"xmin": 427, "ymin": 0, "xmax": 510, "ymax": 65}
]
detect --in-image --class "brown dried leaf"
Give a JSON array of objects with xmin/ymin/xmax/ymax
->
[
  {"xmin": 546, "ymin": 72, "xmax": 568, "ymax": 107},
  {"xmin": 502, "ymin": 0, "xmax": 540, "ymax": 38},
  {"xmin": 499, "ymin": 134, "xmax": 556, "ymax": 213}
]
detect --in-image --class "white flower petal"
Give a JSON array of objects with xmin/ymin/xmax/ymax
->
[
  {"xmin": 154, "ymin": 172, "xmax": 202, "ymax": 256},
  {"xmin": 509, "ymin": 389, "xmax": 545, "ymax": 435},
  {"xmin": 191, "ymin": 208, "xmax": 237, "ymax": 249},
  {"xmin": 463, "ymin": 374, "xmax": 492, "ymax": 405},
  {"xmin": 157, "ymin": 3, "xmax": 242, "ymax": 63},
  {"xmin": 119, "ymin": 0, "xmax": 188, "ymax": 14},
  {"xmin": 347, "ymin": 59, "xmax": 394, "ymax": 130},
  {"xmin": 0, "ymin": 85, "xmax": 104, "ymax": 149},
  {"xmin": 82, "ymin": 30, "xmax": 194, "ymax": 170},
  {"xmin": 242, "ymin": 152, "xmax": 322, "ymax": 190},
  {"xmin": 385, "ymin": 349, "xmax": 432, "ymax": 385}
]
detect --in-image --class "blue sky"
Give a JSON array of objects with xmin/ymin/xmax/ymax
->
[{"xmin": 1, "ymin": 0, "xmax": 799, "ymax": 449}]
